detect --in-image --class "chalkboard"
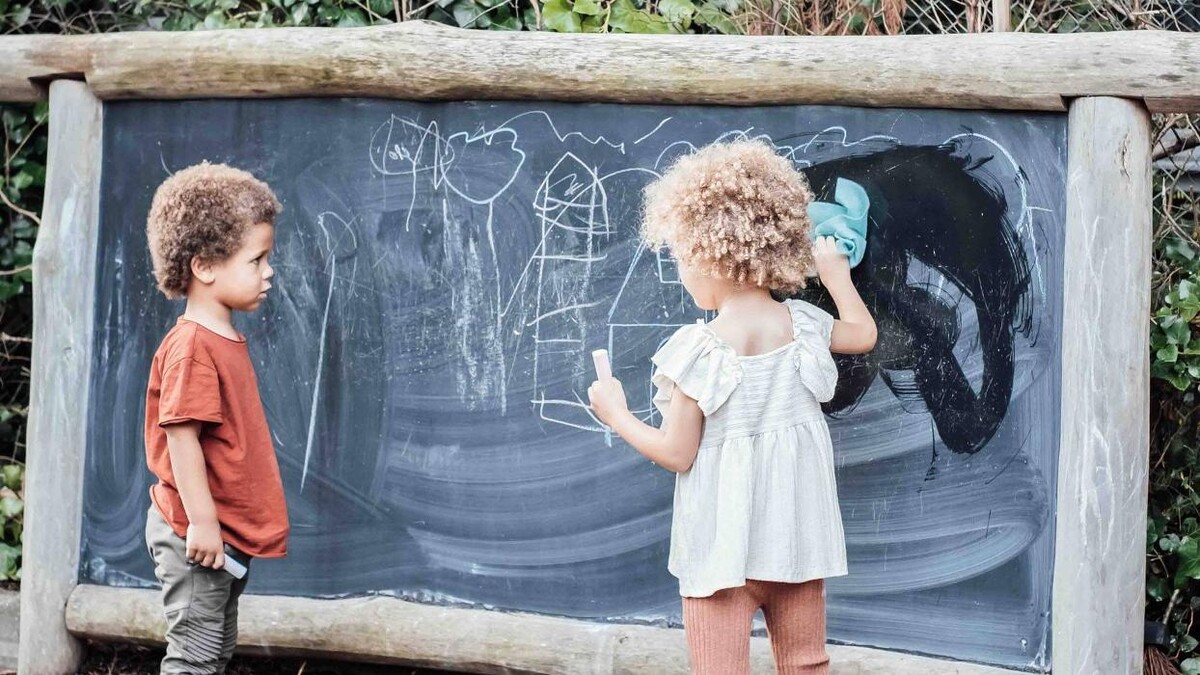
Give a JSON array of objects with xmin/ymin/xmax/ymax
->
[{"xmin": 82, "ymin": 99, "xmax": 1064, "ymax": 671}]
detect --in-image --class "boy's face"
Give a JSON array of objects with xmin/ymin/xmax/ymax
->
[{"xmin": 210, "ymin": 223, "xmax": 275, "ymax": 312}]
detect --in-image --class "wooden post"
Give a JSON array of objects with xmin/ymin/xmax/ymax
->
[
  {"xmin": 1053, "ymin": 96, "xmax": 1151, "ymax": 674},
  {"xmin": 992, "ymin": 0, "xmax": 1011, "ymax": 32},
  {"xmin": 20, "ymin": 80, "xmax": 103, "ymax": 675}
]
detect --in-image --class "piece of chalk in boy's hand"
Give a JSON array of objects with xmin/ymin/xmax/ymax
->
[{"xmin": 592, "ymin": 349, "xmax": 612, "ymax": 380}]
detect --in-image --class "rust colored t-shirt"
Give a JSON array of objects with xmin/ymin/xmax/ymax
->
[{"xmin": 144, "ymin": 317, "xmax": 289, "ymax": 558}]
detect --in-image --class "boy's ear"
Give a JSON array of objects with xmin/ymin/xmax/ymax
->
[{"xmin": 190, "ymin": 256, "xmax": 216, "ymax": 285}]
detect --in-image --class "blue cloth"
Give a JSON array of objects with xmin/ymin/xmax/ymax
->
[{"xmin": 807, "ymin": 178, "xmax": 869, "ymax": 268}]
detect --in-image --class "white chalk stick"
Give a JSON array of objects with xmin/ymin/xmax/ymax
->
[{"xmin": 592, "ymin": 349, "xmax": 612, "ymax": 380}]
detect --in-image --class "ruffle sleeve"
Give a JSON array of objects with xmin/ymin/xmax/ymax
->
[
  {"xmin": 785, "ymin": 300, "xmax": 840, "ymax": 403},
  {"xmin": 650, "ymin": 322, "xmax": 743, "ymax": 417}
]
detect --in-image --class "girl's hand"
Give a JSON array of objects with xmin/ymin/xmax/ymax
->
[
  {"xmin": 588, "ymin": 378, "xmax": 629, "ymax": 427},
  {"xmin": 814, "ymin": 236, "xmax": 851, "ymax": 289}
]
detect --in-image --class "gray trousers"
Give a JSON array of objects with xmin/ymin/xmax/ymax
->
[{"xmin": 145, "ymin": 506, "xmax": 251, "ymax": 675}]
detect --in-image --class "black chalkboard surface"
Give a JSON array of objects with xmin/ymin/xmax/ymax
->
[{"xmin": 82, "ymin": 99, "xmax": 1064, "ymax": 671}]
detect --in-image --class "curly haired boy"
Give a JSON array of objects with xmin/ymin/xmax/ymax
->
[{"xmin": 142, "ymin": 162, "xmax": 289, "ymax": 675}]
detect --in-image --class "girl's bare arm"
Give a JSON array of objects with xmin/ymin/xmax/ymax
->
[{"xmin": 588, "ymin": 379, "xmax": 704, "ymax": 473}]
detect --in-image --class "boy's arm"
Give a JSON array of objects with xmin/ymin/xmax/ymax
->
[
  {"xmin": 590, "ymin": 380, "xmax": 704, "ymax": 473},
  {"xmin": 164, "ymin": 421, "xmax": 225, "ymax": 570}
]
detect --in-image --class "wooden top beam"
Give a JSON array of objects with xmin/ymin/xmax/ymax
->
[{"xmin": 2, "ymin": 21, "xmax": 1198, "ymax": 112}]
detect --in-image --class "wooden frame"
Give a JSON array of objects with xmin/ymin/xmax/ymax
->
[
  {"xmin": 1054, "ymin": 96, "xmax": 1152, "ymax": 673},
  {"xmin": 22, "ymin": 80, "xmax": 102, "ymax": 675},
  {"xmin": 7, "ymin": 23, "xmax": 1172, "ymax": 675},
  {"xmin": 1, "ymin": 22, "xmax": 1199, "ymax": 111}
]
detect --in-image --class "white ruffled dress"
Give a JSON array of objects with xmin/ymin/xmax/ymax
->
[{"xmin": 652, "ymin": 298, "xmax": 849, "ymax": 598}]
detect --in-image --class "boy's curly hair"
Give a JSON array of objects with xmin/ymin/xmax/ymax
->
[
  {"xmin": 146, "ymin": 161, "xmax": 282, "ymax": 299},
  {"xmin": 641, "ymin": 139, "xmax": 815, "ymax": 293}
]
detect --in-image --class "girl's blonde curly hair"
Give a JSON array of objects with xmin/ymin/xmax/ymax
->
[{"xmin": 641, "ymin": 139, "xmax": 815, "ymax": 293}]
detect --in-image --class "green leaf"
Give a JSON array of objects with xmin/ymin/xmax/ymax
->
[
  {"xmin": 541, "ymin": 0, "xmax": 582, "ymax": 31},
  {"xmin": 1179, "ymin": 302, "xmax": 1200, "ymax": 323},
  {"xmin": 32, "ymin": 101, "xmax": 48, "ymax": 125},
  {"xmin": 1147, "ymin": 575, "xmax": 1169, "ymax": 601},
  {"xmin": 368, "ymin": 0, "xmax": 394, "ymax": 15},
  {"xmin": 0, "ymin": 543, "xmax": 18, "ymax": 582},
  {"xmin": 21, "ymin": 161, "xmax": 44, "ymax": 188},
  {"xmin": 12, "ymin": 4, "xmax": 31, "ymax": 27},
  {"xmin": 521, "ymin": 5, "xmax": 541, "ymax": 26},
  {"xmin": 694, "ymin": 1, "xmax": 738, "ymax": 33},
  {"xmin": 1182, "ymin": 634, "xmax": 1200, "ymax": 653},
  {"xmin": 1162, "ymin": 315, "xmax": 1192, "ymax": 345},
  {"xmin": 0, "ymin": 466, "xmax": 20, "ymax": 491},
  {"xmin": 1056, "ymin": 15, "xmax": 1079, "ymax": 32},
  {"xmin": 9, "ymin": 172, "xmax": 32, "ymax": 191},
  {"xmin": 0, "ymin": 111, "xmax": 21, "ymax": 133},
  {"xmin": 1159, "ymin": 344, "xmax": 1179, "ymax": 364},
  {"xmin": 1169, "ymin": 373, "xmax": 1194, "ymax": 391},
  {"xmin": 448, "ymin": 0, "xmax": 478, "ymax": 26},
  {"xmin": 658, "ymin": 0, "xmax": 695, "ymax": 24},
  {"xmin": 490, "ymin": 12, "xmax": 522, "ymax": 28},
  {"xmin": 201, "ymin": 10, "xmax": 233, "ymax": 28},
  {"xmin": 316, "ymin": 4, "xmax": 343, "ymax": 21},
  {"xmin": 167, "ymin": 14, "xmax": 201, "ymax": 30},
  {"xmin": 1184, "ymin": 658, "xmax": 1200, "ymax": 675},
  {"xmin": 336, "ymin": 8, "xmax": 370, "ymax": 26},
  {"xmin": 1166, "ymin": 238, "xmax": 1198, "ymax": 264},
  {"xmin": 608, "ymin": 0, "xmax": 669, "ymax": 32},
  {"xmin": 0, "ymin": 497, "xmax": 20, "ymax": 521},
  {"xmin": 1175, "ymin": 538, "xmax": 1200, "ymax": 587},
  {"xmin": 581, "ymin": 13, "xmax": 605, "ymax": 30},
  {"xmin": 573, "ymin": 0, "xmax": 602, "ymax": 15},
  {"xmin": 2, "ymin": 111, "xmax": 24, "ymax": 134}
]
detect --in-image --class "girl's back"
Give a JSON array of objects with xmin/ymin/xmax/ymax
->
[
  {"xmin": 651, "ymin": 298, "xmax": 847, "ymax": 598},
  {"xmin": 587, "ymin": 138, "xmax": 877, "ymax": 674}
]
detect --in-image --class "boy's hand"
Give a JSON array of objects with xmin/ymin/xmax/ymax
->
[
  {"xmin": 814, "ymin": 236, "xmax": 852, "ymax": 288},
  {"xmin": 186, "ymin": 521, "xmax": 225, "ymax": 570},
  {"xmin": 588, "ymin": 378, "xmax": 629, "ymax": 428}
]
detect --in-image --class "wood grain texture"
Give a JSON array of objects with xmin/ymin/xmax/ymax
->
[
  {"xmin": 1053, "ymin": 96, "xmax": 1152, "ymax": 675},
  {"xmin": 20, "ymin": 81, "xmax": 103, "ymax": 675},
  {"xmin": 1, "ymin": 24, "xmax": 1199, "ymax": 111},
  {"xmin": 66, "ymin": 585, "xmax": 1023, "ymax": 674}
]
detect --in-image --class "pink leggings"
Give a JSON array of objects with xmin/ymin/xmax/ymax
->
[{"xmin": 682, "ymin": 579, "xmax": 829, "ymax": 675}]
